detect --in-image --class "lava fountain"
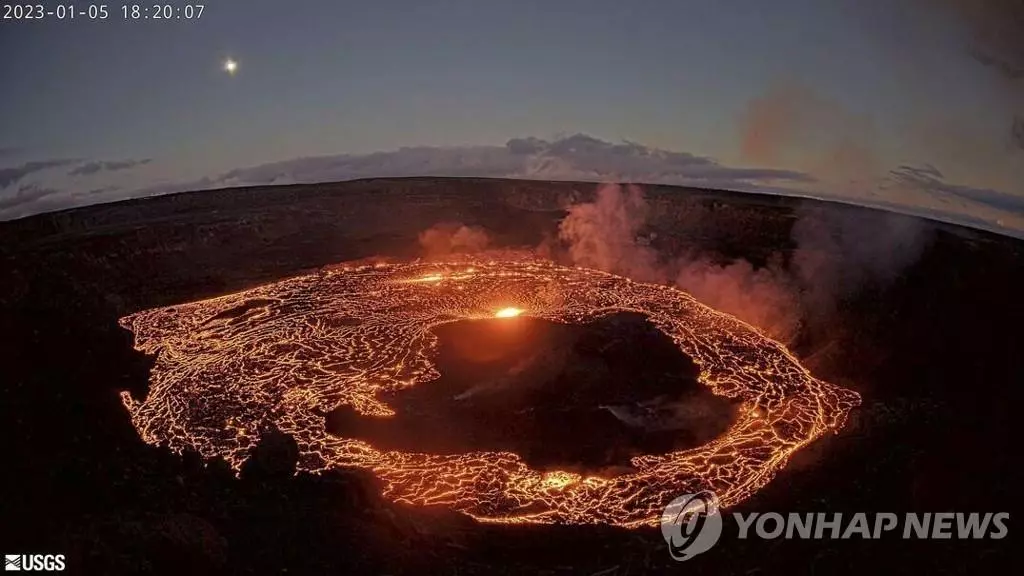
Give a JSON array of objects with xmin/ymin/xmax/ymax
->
[{"xmin": 118, "ymin": 259, "xmax": 860, "ymax": 528}]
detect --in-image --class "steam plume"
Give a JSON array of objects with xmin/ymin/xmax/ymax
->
[
  {"xmin": 557, "ymin": 183, "xmax": 665, "ymax": 283},
  {"xmin": 738, "ymin": 82, "xmax": 880, "ymax": 189},
  {"xmin": 558, "ymin": 183, "xmax": 933, "ymax": 344},
  {"xmin": 418, "ymin": 222, "xmax": 491, "ymax": 259}
]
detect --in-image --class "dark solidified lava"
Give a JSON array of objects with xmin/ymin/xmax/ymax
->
[{"xmin": 325, "ymin": 312, "xmax": 739, "ymax": 473}]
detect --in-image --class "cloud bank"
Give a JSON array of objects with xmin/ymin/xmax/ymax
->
[
  {"xmin": 0, "ymin": 184, "xmax": 62, "ymax": 211},
  {"xmin": 0, "ymin": 159, "xmax": 78, "ymax": 189},
  {"xmin": 1, "ymin": 134, "xmax": 1021, "ymax": 239},
  {"xmin": 204, "ymin": 134, "xmax": 814, "ymax": 193},
  {"xmin": 0, "ymin": 134, "xmax": 815, "ymax": 221},
  {"xmin": 68, "ymin": 159, "xmax": 152, "ymax": 177},
  {"xmin": 888, "ymin": 164, "xmax": 1024, "ymax": 213}
]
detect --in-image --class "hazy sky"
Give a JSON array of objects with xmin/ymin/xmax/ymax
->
[{"xmin": 1, "ymin": 0, "xmax": 1022, "ymax": 232}]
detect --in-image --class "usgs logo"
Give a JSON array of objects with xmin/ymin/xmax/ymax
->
[{"xmin": 4, "ymin": 555, "xmax": 65, "ymax": 572}]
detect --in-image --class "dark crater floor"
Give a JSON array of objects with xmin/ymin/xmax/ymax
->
[{"xmin": 326, "ymin": 312, "xmax": 739, "ymax": 473}]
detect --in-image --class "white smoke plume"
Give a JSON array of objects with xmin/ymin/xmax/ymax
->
[
  {"xmin": 557, "ymin": 183, "xmax": 665, "ymax": 284},
  {"xmin": 556, "ymin": 182, "xmax": 933, "ymax": 345},
  {"xmin": 418, "ymin": 222, "xmax": 491, "ymax": 259}
]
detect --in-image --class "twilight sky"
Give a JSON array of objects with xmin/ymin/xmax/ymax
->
[{"xmin": 1, "ymin": 0, "xmax": 1022, "ymax": 234}]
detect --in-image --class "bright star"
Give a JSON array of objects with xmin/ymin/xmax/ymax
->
[{"xmin": 223, "ymin": 58, "xmax": 238, "ymax": 75}]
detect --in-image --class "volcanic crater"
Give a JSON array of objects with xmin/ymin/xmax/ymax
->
[{"xmin": 326, "ymin": 312, "xmax": 740, "ymax": 474}]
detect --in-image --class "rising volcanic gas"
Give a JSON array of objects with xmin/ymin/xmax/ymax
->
[{"xmin": 118, "ymin": 258, "xmax": 860, "ymax": 528}]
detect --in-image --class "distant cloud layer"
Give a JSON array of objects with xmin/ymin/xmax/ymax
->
[
  {"xmin": 0, "ymin": 159, "xmax": 78, "ymax": 189},
  {"xmin": 0, "ymin": 183, "xmax": 62, "ymax": 211},
  {"xmin": 1, "ymin": 134, "xmax": 1022, "ymax": 239},
  {"xmin": 208, "ymin": 134, "xmax": 815, "ymax": 192},
  {"xmin": 888, "ymin": 164, "xmax": 1024, "ymax": 213},
  {"xmin": 68, "ymin": 158, "xmax": 152, "ymax": 176}
]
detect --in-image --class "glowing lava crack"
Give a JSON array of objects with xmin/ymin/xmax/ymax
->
[{"xmin": 119, "ymin": 259, "xmax": 860, "ymax": 528}]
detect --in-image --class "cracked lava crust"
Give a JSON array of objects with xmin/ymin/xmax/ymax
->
[{"xmin": 119, "ymin": 259, "xmax": 861, "ymax": 528}]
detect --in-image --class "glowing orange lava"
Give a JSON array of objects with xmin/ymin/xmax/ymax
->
[
  {"xmin": 119, "ymin": 259, "xmax": 860, "ymax": 528},
  {"xmin": 494, "ymin": 307, "xmax": 524, "ymax": 318}
]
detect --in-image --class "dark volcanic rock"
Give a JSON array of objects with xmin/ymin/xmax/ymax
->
[
  {"xmin": 326, "ymin": 313, "xmax": 739, "ymax": 472},
  {"xmin": 241, "ymin": 429, "xmax": 300, "ymax": 482}
]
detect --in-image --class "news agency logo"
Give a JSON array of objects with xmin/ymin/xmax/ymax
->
[
  {"xmin": 4, "ymin": 554, "xmax": 65, "ymax": 572},
  {"xmin": 660, "ymin": 490, "xmax": 1011, "ymax": 561},
  {"xmin": 659, "ymin": 491, "xmax": 723, "ymax": 561}
]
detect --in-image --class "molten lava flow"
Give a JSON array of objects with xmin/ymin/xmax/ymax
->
[
  {"xmin": 494, "ymin": 307, "xmax": 524, "ymax": 318},
  {"xmin": 119, "ymin": 259, "xmax": 860, "ymax": 528}
]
